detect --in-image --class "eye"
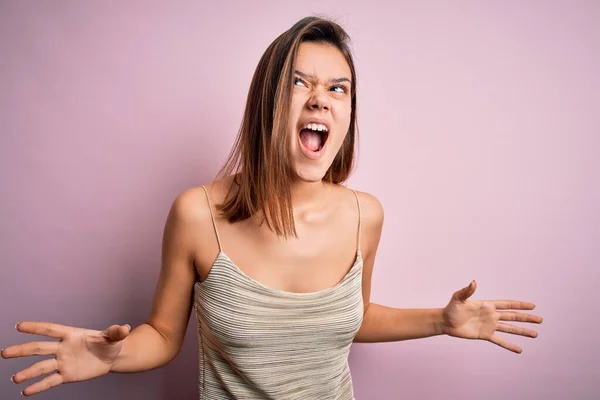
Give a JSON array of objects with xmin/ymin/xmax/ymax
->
[
  {"xmin": 331, "ymin": 85, "xmax": 348, "ymax": 94},
  {"xmin": 294, "ymin": 77, "xmax": 307, "ymax": 88}
]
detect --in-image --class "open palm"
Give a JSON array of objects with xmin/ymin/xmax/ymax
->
[
  {"xmin": 442, "ymin": 281, "xmax": 543, "ymax": 353},
  {"xmin": 2, "ymin": 322, "xmax": 131, "ymax": 396}
]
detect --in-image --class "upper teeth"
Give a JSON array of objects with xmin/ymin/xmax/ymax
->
[{"xmin": 304, "ymin": 123, "xmax": 328, "ymax": 132}]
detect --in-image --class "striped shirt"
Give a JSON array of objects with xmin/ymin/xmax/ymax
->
[{"xmin": 193, "ymin": 186, "xmax": 364, "ymax": 399}]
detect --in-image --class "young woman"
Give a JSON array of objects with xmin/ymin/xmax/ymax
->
[{"xmin": 2, "ymin": 16, "xmax": 543, "ymax": 399}]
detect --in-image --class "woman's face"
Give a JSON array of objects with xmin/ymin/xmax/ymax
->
[{"xmin": 287, "ymin": 42, "xmax": 352, "ymax": 183}]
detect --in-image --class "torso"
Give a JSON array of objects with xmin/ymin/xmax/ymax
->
[{"xmin": 192, "ymin": 175, "xmax": 362, "ymax": 294}]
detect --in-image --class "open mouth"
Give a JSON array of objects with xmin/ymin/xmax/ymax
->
[{"xmin": 299, "ymin": 122, "xmax": 329, "ymax": 154}]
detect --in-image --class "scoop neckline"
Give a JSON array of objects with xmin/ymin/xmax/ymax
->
[{"xmin": 195, "ymin": 250, "xmax": 362, "ymax": 298}]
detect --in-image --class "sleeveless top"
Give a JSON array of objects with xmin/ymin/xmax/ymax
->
[{"xmin": 193, "ymin": 186, "xmax": 364, "ymax": 399}]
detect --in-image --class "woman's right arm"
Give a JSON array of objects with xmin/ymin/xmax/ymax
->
[
  {"xmin": 2, "ymin": 189, "xmax": 208, "ymax": 395},
  {"xmin": 111, "ymin": 190, "xmax": 201, "ymax": 372}
]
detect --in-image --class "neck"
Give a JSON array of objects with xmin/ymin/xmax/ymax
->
[{"xmin": 289, "ymin": 179, "xmax": 330, "ymax": 210}]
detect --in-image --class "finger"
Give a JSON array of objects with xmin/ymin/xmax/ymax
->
[
  {"xmin": 1, "ymin": 341, "xmax": 59, "ymax": 359},
  {"xmin": 499, "ymin": 311, "xmax": 543, "ymax": 324},
  {"xmin": 453, "ymin": 280, "xmax": 477, "ymax": 302},
  {"xmin": 13, "ymin": 358, "xmax": 58, "ymax": 384},
  {"xmin": 22, "ymin": 372, "xmax": 63, "ymax": 397},
  {"xmin": 16, "ymin": 322, "xmax": 69, "ymax": 340},
  {"xmin": 102, "ymin": 324, "xmax": 131, "ymax": 343},
  {"xmin": 497, "ymin": 322, "xmax": 538, "ymax": 338},
  {"xmin": 493, "ymin": 300, "xmax": 536, "ymax": 310},
  {"xmin": 488, "ymin": 334, "xmax": 522, "ymax": 354}
]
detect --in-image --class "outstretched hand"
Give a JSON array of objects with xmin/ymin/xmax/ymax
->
[
  {"xmin": 1, "ymin": 322, "xmax": 131, "ymax": 396},
  {"xmin": 442, "ymin": 281, "xmax": 543, "ymax": 353}
]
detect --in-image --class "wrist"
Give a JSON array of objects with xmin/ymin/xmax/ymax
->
[
  {"xmin": 434, "ymin": 308, "xmax": 447, "ymax": 336},
  {"xmin": 109, "ymin": 335, "xmax": 130, "ymax": 373}
]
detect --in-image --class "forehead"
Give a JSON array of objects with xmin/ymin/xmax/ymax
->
[{"xmin": 294, "ymin": 42, "xmax": 351, "ymax": 80}]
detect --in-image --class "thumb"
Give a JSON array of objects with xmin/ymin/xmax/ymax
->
[
  {"xmin": 103, "ymin": 324, "xmax": 131, "ymax": 343},
  {"xmin": 452, "ymin": 280, "xmax": 477, "ymax": 302}
]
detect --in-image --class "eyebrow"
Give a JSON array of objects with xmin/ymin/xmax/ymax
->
[{"xmin": 294, "ymin": 69, "xmax": 352, "ymax": 85}]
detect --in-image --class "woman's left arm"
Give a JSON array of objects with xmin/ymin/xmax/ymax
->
[
  {"xmin": 354, "ymin": 304, "xmax": 445, "ymax": 343},
  {"xmin": 352, "ymin": 192, "xmax": 543, "ymax": 353}
]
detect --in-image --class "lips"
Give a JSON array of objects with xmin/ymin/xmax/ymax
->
[
  {"xmin": 297, "ymin": 119, "xmax": 331, "ymax": 160},
  {"xmin": 298, "ymin": 119, "xmax": 330, "ymax": 134}
]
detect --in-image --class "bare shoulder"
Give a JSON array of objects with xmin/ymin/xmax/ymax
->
[
  {"xmin": 345, "ymin": 188, "xmax": 384, "ymax": 258},
  {"xmin": 169, "ymin": 186, "xmax": 210, "ymax": 225},
  {"xmin": 353, "ymin": 189, "xmax": 384, "ymax": 229},
  {"xmin": 170, "ymin": 175, "xmax": 234, "ymax": 223},
  {"xmin": 166, "ymin": 176, "xmax": 234, "ymax": 258}
]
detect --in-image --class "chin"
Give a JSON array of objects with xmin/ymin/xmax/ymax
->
[{"xmin": 292, "ymin": 164, "xmax": 328, "ymax": 183}]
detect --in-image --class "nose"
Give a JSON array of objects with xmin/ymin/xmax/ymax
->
[{"xmin": 307, "ymin": 87, "xmax": 330, "ymax": 111}]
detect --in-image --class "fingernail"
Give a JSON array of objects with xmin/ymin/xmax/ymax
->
[
  {"xmin": 15, "ymin": 322, "xmax": 20, "ymax": 330},
  {"xmin": 11, "ymin": 375, "xmax": 15, "ymax": 383},
  {"xmin": 125, "ymin": 324, "xmax": 131, "ymax": 331},
  {"xmin": 21, "ymin": 390, "xmax": 24, "ymax": 396}
]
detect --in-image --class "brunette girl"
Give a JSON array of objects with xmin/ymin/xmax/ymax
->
[{"xmin": 2, "ymin": 16, "xmax": 543, "ymax": 399}]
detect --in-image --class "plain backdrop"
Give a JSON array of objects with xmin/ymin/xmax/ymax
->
[{"xmin": 1, "ymin": 1, "xmax": 598, "ymax": 399}]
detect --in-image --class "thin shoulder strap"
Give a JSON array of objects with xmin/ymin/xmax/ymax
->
[
  {"xmin": 350, "ymin": 188, "xmax": 362, "ymax": 254},
  {"xmin": 200, "ymin": 185, "xmax": 222, "ymax": 252}
]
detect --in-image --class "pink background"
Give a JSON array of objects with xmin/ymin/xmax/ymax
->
[{"xmin": 1, "ymin": 1, "xmax": 598, "ymax": 399}]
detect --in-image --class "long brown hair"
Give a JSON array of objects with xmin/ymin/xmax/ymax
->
[{"xmin": 216, "ymin": 16, "xmax": 358, "ymax": 238}]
